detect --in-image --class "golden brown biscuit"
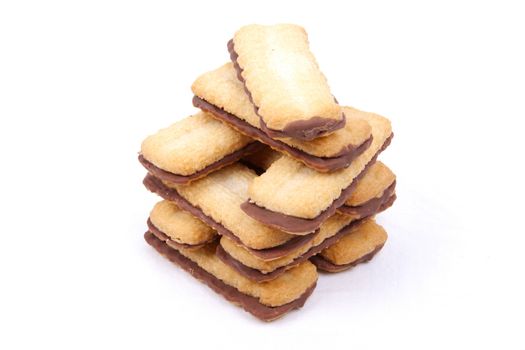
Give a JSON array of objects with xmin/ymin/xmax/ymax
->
[
  {"xmin": 229, "ymin": 24, "xmax": 344, "ymax": 140},
  {"xmin": 139, "ymin": 111, "xmax": 262, "ymax": 184},
  {"xmin": 242, "ymin": 110, "xmax": 393, "ymax": 234},
  {"xmin": 148, "ymin": 200, "xmax": 216, "ymax": 247},
  {"xmin": 145, "ymin": 232, "xmax": 317, "ymax": 321},
  {"xmin": 192, "ymin": 63, "xmax": 372, "ymax": 172},
  {"xmin": 311, "ymin": 219, "xmax": 387, "ymax": 272},
  {"xmin": 346, "ymin": 162, "xmax": 396, "ymax": 206},
  {"xmin": 242, "ymin": 152, "xmax": 397, "ymax": 220},
  {"xmin": 337, "ymin": 162, "xmax": 397, "ymax": 218}
]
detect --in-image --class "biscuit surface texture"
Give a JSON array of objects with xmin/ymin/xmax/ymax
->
[
  {"xmin": 248, "ymin": 109, "xmax": 392, "ymax": 218},
  {"xmin": 232, "ymin": 24, "xmax": 343, "ymax": 133},
  {"xmin": 140, "ymin": 112, "xmax": 253, "ymax": 175}
]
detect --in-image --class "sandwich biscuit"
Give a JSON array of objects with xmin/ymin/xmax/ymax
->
[
  {"xmin": 242, "ymin": 110, "xmax": 393, "ymax": 234},
  {"xmin": 311, "ymin": 219, "xmax": 387, "ymax": 272},
  {"xmin": 229, "ymin": 24, "xmax": 344, "ymax": 140},
  {"xmin": 140, "ymin": 111, "xmax": 263, "ymax": 184}
]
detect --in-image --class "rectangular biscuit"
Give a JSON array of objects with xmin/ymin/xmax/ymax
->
[
  {"xmin": 148, "ymin": 200, "xmax": 216, "ymax": 248},
  {"xmin": 191, "ymin": 63, "xmax": 372, "ymax": 172},
  {"xmin": 229, "ymin": 24, "xmax": 344, "ymax": 140},
  {"xmin": 241, "ymin": 150, "xmax": 397, "ymax": 220},
  {"xmin": 139, "ymin": 111, "xmax": 263, "ymax": 184},
  {"xmin": 310, "ymin": 219, "xmax": 387, "ymax": 272},
  {"xmin": 242, "ymin": 109, "xmax": 393, "ymax": 234},
  {"xmin": 337, "ymin": 162, "xmax": 397, "ymax": 218},
  {"xmin": 145, "ymin": 232, "xmax": 317, "ymax": 321}
]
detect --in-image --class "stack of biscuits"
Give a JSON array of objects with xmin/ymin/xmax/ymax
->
[{"xmin": 139, "ymin": 24, "xmax": 396, "ymax": 321}]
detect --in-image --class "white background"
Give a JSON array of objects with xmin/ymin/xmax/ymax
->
[{"xmin": 1, "ymin": 1, "xmax": 524, "ymax": 349}]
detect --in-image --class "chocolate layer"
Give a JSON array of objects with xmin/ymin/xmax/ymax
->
[
  {"xmin": 228, "ymin": 39, "xmax": 345, "ymax": 141},
  {"xmin": 261, "ymin": 115, "xmax": 346, "ymax": 142},
  {"xmin": 193, "ymin": 96, "xmax": 372, "ymax": 172},
  {"xmin": 216, "ymin": 218, "xmax": 367, "ymax": 282},
  {"xmin": 338, "ymin": 181, "xmax": 397, "ymax": 217},
  {"xmin": 147, "ymin": 218, "xmax": 215, "ymax": 250},
  {"xmin": 310, "ymin": 243, "xmax": 385, "ymax": 273},
  {"xmin": 138, "ymin": 142, "xmax": 263, "ymax": 184},
  {"xmin": 145, "ymin": 232, "xmax": 316, "ymax": 321},
  {"xmin": 240, "ymin": 133, "xmax": 393, "ymax": 234},
  {"xmin": 143, "ymin": 174, "xmax": 318, "ymax": 260}
]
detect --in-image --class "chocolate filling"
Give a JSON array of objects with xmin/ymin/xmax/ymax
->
[
  {"xmin": 310, "ymin": 243, "xmax": 385, "ymax": 273},
  {"xmin": 240, "ymin": 133, "xmax": 393, "ymax": 234},
  {"xmin": 143, "ymin": 174, "xmax": 319, "ymax": 260},
  {"xmin": 147, "ymin": 218, "xmax": 215, "ymax": 250},
  {"xmin": 216, "ymin": 218, "xmax": 368, "ymax": 282},
  {"xmin": 144, "ymin": 232, "xmax": 316, "ymax": 321},
  {"xmin": 338, "ymin": 181, "xmax": 397, "ymax": 217},
  {"xmin": 138, "ymin": 142, "xmax": 264, "ymax": 184},
  {"xmin": 193, "ymin": 96, "xmax": 372, "ymax": 172},
  {"xmin": 228, "ymin": 39, "xmax": 345, "ymax": 141}
]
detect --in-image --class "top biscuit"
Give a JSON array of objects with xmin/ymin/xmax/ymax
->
[
  {"xmin": 140, "ymin": 111, "xmax": 254, "ymax": 176},
  {"xmin": 231, "ymin": 24, "xmax": 344, "ymax": 140}
]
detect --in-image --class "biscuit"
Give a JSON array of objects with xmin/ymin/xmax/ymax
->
[
  {"xmin": 139, "ymin": 111, "xmax": 263, "ymax": 184},
  {"xmin": 148, "ymin": 200, "xmax": 216, "ymax": 248},
  {"xmin": 143, "ymin": 165, "xmax": 320, "ymax": 260},
  {"xmin": 145, "ymin": 232, "xmax": 317, "ymax": 321},
  {"xmin": 216, "ymin": 216, "xmax": 372, "ymax": 282},
  {"xmin": 192, "ymin": 63, "xmax": 372, "ymax": 172},
  {"xmin": 310, "ymin": 219, "xmax": 387, "ymax": 272},
  {"xmin": 241, "ymin": 150, "xmax": 397, "ymax": 219},
  {"xmin": 229, "ymin": 24, "xmax": 344, "ymax": 140},
  {"xmin": 242, "ymin": 110, "xmax": 393, "ymax": 234},
  {"xmin": 337, "ymin": 162, "xmax": 397, "ymax": 218}
]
